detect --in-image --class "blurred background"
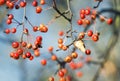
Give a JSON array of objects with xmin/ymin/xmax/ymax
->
[{"xmin": 0, "ymin": 0, "xmax": 120, "ymax": 81}]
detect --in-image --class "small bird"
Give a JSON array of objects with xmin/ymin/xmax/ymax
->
[{"xmin": 73, "ymin": 40, "xmax": 86, "ymax": 53}]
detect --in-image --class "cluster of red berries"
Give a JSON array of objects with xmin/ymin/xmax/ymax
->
[
  {"xmin": 10, "ymin": 36, "xmax": 43, "ymax": 60},
  {"xmin": 69, "ymin": 61, "xmax": 83, "ymax": 70},
  {"xmin": 32, "ymin": 0, "xmax": 45, "ymax": 14},
  {"xmin": 4, "ymin": 27, "xmax": 16, "ymax": 34},
  {"xmin": 6, "ymin": 14, "xmax": 14, "ymax": 25},
  {"xmin": 77, "ymin": 7, "xmax": 92, "ymax": 26},
  {"xmin": 77, "ymin": 7, "xmax": 113, "ymax": 26},
  {"xmin": 1, "ymin": 0, "xmax": 115, "ymax": 80},
  {"xmin": 64, "ymin": 52, "xmax": 78, "ymax": 63},
  {"xmin": 0, "ymin": 0, "xmax": 46, "ymax": 14},
  {"xmin": 48, "ymin": 68, "xmax": 72, "ymax": 81}
]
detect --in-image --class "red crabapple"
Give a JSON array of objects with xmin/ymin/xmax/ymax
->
[
  {"xmin": 41, "ymin": 59, "xmax": 47, "ymax": 66},
  {"xmin": 12, "ymin": 41, "xmax": 19, "ymax": 48}
]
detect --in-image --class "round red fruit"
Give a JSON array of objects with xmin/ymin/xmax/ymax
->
[
  {"xmin": 12, "ymin": 42, "xmax": 19, "ymax": 48},
  {"xmin": 41, "ymin": 59, "xmax": 47, "ymax": 66},
  {"xmin": 33, "ymin": 26, "xmax": 38, "ymax": 32},
  {"xmin": 80, "ymin": 9, "xmax": 85, "ymax": 14},
  {"xmin": 29, "ymin": 55, "xmax": 34, "ymax": 60},
  {"xmin": 58, "ymin": 31, "xmax": 64, "ymax": 36},
  {"xmin": 40, "ymin": 0, "xmax": 45, "ymax": 5},
  {"xmin": 92, "ymin": 34, "xmax": 99, "ymax": 42},
  {"xmin": 0, "ymin": 0, "xmax": 5, "ymax": 5},
  {"xmin": 48, "ymin": 46, "xmax": 53, "ymax": 52},
  {"xmin": 85, "ymin": 49, "xmax": 91, "ymax": 55},
  {"xmin": 13, "ymin": 53, "xmax": 19, "ymax": 59},
  {"xmin": 4, "ymin": 28, "xmax": 10, "ymax": 34},
  {"xmin": 80, "ymin": 14, "xmax": 85, "ymax": 19},
  {"xmin": 32, "ymin": 1, "xmax": 38, "ymax": 7},
  {"xmin": 25, "ymin": 52, "xmax": 31, "ymax": 58},
  {"xmin": 8, "ymin": 14, "xmax": 14, "ymax": 19},
  {"xmin": 20, "ymin": 1, "xmax": 26, "ymax": 7},
  {"xmin": 21, "ymin": 41, "xmax": 27, "ymax": 47},
  {"xmin": 36, "ymin": 36, "xmax": 42, "ymax": 42},
  {"xmin": 85, "ymin": 9, "xmax": 90, "ymax": 15},
  {"xmin": 107, "ymin": 18, "xmax": 113, "ymax": 25},
  {"xmin": 58, "ymin": 70, "xmax": 64, "ymax": 77},
  {"xmin": 36, "ymin": 6, "xmax": 42, "ymax": 13},
  {"xmin": 77, "ymin": 19, "xmax": 83, "ymax": 25},
  {"xmin": 11, "ymin": 27, "xmax": 16, "ymax": 33},
  {"xmin": 8, "ymin": 2, "xmax": 14, "ymax": 9},
  {"xmin": 6, "ymin": 19, "xmax": 12, "ymax": 25},
  {"xmin": 17, "ymin": 48, "xmax": 23, "ymax": 55},
  {"xmin": 87, "ymin": 30, "xmax": 93, "ymax": 37}
]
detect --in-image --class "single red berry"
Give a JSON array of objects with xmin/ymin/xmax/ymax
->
[
  {"xmin": 8, "ymin": 14, "xmax": 14, "ymax": 19},
  {"xmin": 21, "ymin": 41, "xmax": 27, "ymax": 47},
  {"xmin": 34, "ymin": 49, "xmax": 40, "ymax": 57},
  {"xmin": 4, "ymin": 28, "xmax": 10, "ymax": 34},
  {"xmin": 33, "ymin": 26, "xmax": 38, "ymax": 32},
  {"xmin": 36, "ymin": 36, "xmax": 42, "ymax": 42},
  {"xmin": 85, "ymin": 49, "xmax": 91, "ymax": 55},
  {"xmin": 91, "ymin": 14, "xmax": 96, "ymax": 20},
  {"xmin": 6, "ymin": 1, "xmax": 10, "ymax": 6},
  {"xmin": 41, "ymin": 59, "xmax": 47, "ymax": 66},
  {"xmin": 20, "ymin": 1, "xmax": 26, "ymax": 7},
  {"xmin": 34, "ymin": 40, "xmax": 41, "ymax": 46},
  {"xmin": 48, "ymin": 46, "xmax": 53, "ymax": 52},
  {"xmin": 23, "ymin": 28, "xmax": 29, "ymax": 34},
  {"xmin": 58, "ymin": 31, "xmax": 64, "ymax": 36},
  {"xmin": 92, "ymin": 34, "xmax": 99, "ymax": 42},
  {"xmin": 13, "ymin": 53, "xmax": 19, "ymax": 59},
  {"xmin": 29, "ymin": 55, "xmax": 34, "ymax": 60},
  {"xmin": 51, "ymin": 55, "xmax": 57, "ymax": 61},
  {"xmin": 8, "ymin": 2, "xmax": 14, "ymax": 9},
  {"xmin": 22, "ymin": 54, "xmax": 27, "ymax": 59},
  {"xmin": 36, "ymin": 6, "xmax": 42, "ymax": 13},
  {"xmin": 11, "ymin": 27, "xmax": 16, "ymax": 33},
  {"xmin": 0, "ymin": 0, "xmax": 5, "ymax": 5},
  {"xmin": 40, "ymin": 0, "xmax": 46, "ymax": 5},
  {"xmin": 58, "ymin": 70, "xmax": 64, "ymax": 77},
  {"xmin": 12, "ymin": 41, "xmax": 19, "ymax": 48},
  {"xmin": 80, "ymin": 14, "xmax": 85, "ymax": 19},
  {"xmin": 6, "ymin": 19, "xmax": 12, "ymax": 25},
  {"xmin": 77, "ymin": 19, "xmax": 83, "ymax": 25},
  {"xmin": 32, "ymin": 0, "xmax": 38, "ymax": 7},
  {"xmin": 17, "ymin": 48, "xmax": 23, "ymax": 55},
  {"xmin": 107, "ymin": 18, "xmax": 113, "ymax": 25},
  {"xmin": 85, "ymin": 19, "xmax": 90, "ymax": 25},
  {"xmin": 80, "ymin": 9, "xmax": 85, "ymax": 14},
  {"xmin": 87, "ymin": 30, "xmax": 93, "ymax": 37},
  {"xmin": 78, "ymin": 32, "xmax": 85, "ymax": 39},
  {"xmin": 85, "ymin": 9, "xmax": 90, "ymax": 15},
  {"xmin": 25, "ymin": 52, "xmax": 31, "ymax": 58}
]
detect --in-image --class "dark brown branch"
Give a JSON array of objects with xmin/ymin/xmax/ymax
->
[
  {"xmin": 94, "ymin": 0, "xmax": 103, "ymax": 8},
  {"xmin": 53, "ymin": 8, "xmax": 71, "ymax": 22},
  {"xmin": 52, "ymin": 0, "xmax": 71, "ymax": 22},
  {"xmin": 52, "ymin": 0, "xmax": 57, "ymax": 8},
  {"xmin": 98, "ymin": 9, "xmax": 120, "ymax": 15}
]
